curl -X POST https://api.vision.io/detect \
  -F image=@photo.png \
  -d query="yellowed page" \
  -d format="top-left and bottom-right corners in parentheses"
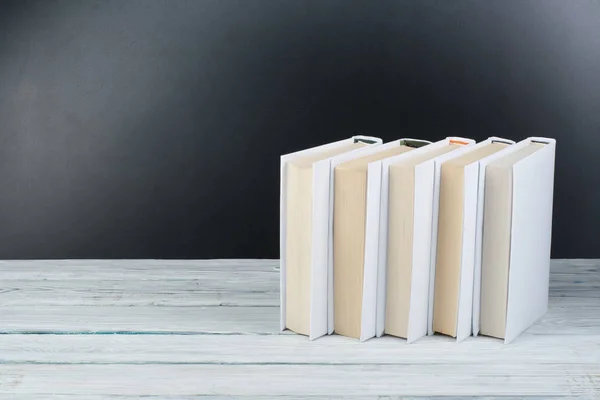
top-left (333, 145), bottom-right (414, 338)
top-left (385, 143), bottom-right (461, 338)
top-left (285, 141), bottom-right (365, 335)
top-left (433, 142), bottom-right (508, 337)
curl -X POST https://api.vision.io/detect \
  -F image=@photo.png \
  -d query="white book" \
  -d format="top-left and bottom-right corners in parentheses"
top-left (361, 138), bottom-right (432, 341)
top-left (375, 137), bottom-right (474, 343)
top-left (280, 135), bottom-right (382, 340)
top-left (475, 137), bottom-right (556, 343)
top-left (429, 137), bottom-right (514, 341)
top-left (329, 139), bottom-right (427, 340)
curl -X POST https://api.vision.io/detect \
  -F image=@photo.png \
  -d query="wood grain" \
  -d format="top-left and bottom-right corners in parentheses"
top-left (0, 279), bottom-right (277, 306)
top-left (0, 394), bottom-right (576, 400)
top-left (0, 259), bottom-right (598, 398)
top-left (1, 364), bottom-right (598, 396)
top-left (1, 297), bottom-right (598, 336)
top-left (1, 333), bottom-right (598, 364)
top-left (0, 259), bottom-right (279, 280)
top-left (0, 397), bottom-right (576, 400)
top-left (0, 305), bottom-right (281, 334)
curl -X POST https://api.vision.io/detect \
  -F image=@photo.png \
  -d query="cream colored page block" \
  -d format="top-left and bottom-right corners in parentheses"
top-left (288, 142), bottom-right (367, 167)
top-left (385, 144), bottom-right (461, 338)
top-left (433, 163), bottom-right (464, 336)
top-left (480, 143), bottom-right (544, 339)
top-left (285, 142), bottom-right (366, 335)
top-left (433, 143), bottom-right (508, 337)
top-left (385, 164), bottom-right (414, 338)
top-left (285, 164), bottom-right (313, 334)
top-left (333, 168), bottom-right (367, 339)
top-left (334, 146), bottom-right (414, 339)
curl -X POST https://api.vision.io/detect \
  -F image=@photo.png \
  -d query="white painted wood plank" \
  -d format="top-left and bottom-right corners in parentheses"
top-left (0, 259), bottom-right (598, 399)
top-left (2, 296), bottom-right (598, 335)
top-left (0, 278), bottom-right (595, 308)
top-left (514, 297), bottom-right (600, 335)
top-left (549, 264), bottom-right (600, 298)
top-left (0, 258), bottom-right (590, 270)
top-left (1, 333), bottom-right (598, 365)
top-left (0, 259), bottom-right (280, 280)
top-left (0, 258), bottom-right (591, 273)
top-left (0, 364), bottom-right (597, 396)
top-left (0, 259), bottom-right (596, 308)
top-left (0, 259), bottom-right (280, 268)
top-left (0, 306), bottom-right (280, 334)
top-left (0, 279), bottom-right (277, 306)
top-left (0, 258), bottom-right (594, 280)
top-left (0, 396), bottom-right (574, 400)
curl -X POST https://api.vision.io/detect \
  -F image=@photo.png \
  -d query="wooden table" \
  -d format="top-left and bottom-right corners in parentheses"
top-left (0, 259), bottom-right (598, 398)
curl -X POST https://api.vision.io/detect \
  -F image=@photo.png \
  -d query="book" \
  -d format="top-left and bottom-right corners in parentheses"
top-left (477, 137), bottom-right (556, 343)
top-left (355, 138), bottom-right (433, 341)
top-left (432, 138), bottom-right (514, 340)
top-left (331, 139), bottom-right (427, 340)
top-left (382, 138), bottom-right (471, 342)
top-left (280, 136), bottom-right (382, 339)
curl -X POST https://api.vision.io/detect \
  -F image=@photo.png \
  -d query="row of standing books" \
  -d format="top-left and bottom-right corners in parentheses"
top-left (280, 136), bottom-right (556, 343)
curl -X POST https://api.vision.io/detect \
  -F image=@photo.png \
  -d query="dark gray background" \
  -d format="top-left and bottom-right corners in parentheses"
top-left (0, 0), bottom-right (598, 259)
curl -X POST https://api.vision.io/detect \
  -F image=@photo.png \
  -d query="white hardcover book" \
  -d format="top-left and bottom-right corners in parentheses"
top-left (471, 139), bottom-right (529, 337)
top-left (476, 137), bottom-right (556, 343)
top-left (361, 138), bottom-right (431, 341)
top-left (374, 137), bottom-right (474, 343)
top-left (429, 137), bottom-right (513, 339)
top-left (329, 138), bottom-right (424, 339)
top-left (280, 135), bottom-right (382, 340)
top-left (456, 137), bottom-right (516, 341)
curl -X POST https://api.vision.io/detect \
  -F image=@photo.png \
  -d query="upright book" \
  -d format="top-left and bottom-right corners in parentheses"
top-left (331, 139), bottom-right (429, 340)
top-left (475, 137), bottom-right (556, 343)
top-left (431, 137), bottom-right (515, 341)
top-left (280, 136), bottom-right (382, 340)
top-left (378, 137), bottom-right (474, 343)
